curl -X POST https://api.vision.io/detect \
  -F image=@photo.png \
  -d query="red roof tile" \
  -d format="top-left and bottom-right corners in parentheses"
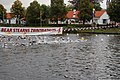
top-left (95, 10), bottom-right (106, 18)
top-left (67, 10), bottom-right (79, 19)
top-left (6, 13), bottom-right (12, 19)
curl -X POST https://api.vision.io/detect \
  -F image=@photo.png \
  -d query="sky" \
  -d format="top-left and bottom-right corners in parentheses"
top-left (0, 0), bottom-right (106, 12)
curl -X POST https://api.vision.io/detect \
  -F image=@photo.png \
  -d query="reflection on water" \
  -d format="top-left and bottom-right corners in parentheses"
top-left (0, 34), bottom-right (120, 80)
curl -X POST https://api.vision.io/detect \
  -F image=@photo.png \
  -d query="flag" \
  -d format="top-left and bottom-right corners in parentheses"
top-left (92, 8), bottom-right (95, 17)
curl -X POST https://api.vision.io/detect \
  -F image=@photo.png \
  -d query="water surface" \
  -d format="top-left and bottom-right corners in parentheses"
top-left (0, 34), bottom-right (120, 80)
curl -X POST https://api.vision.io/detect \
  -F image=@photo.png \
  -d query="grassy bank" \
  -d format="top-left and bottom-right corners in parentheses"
top-left (77, 28), bottom-right (120, 34)
top-left (64, 27), bottom-right (120, 34)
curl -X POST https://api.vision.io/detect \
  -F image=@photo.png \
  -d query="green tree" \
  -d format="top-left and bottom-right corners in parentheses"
top-left (11, 0), bottom-right (25, 24)
top-left (0, 4), bottom-right (6, 22)
top-left (93, 1), bottom-right (102, 11)
top-left (78, 0), bottom-right (93, 24)
top-left (26, 0), bottom-right (41, 26)
top-left (65, 4), bottom-right (73, 12)
top-left (51, 0), bottom-right (67, 24)
top-left (68, 0), bottom-right (103, 10)
top-left (41, 5), bottom-right (50, 24)
top-left (107, 0), bottom-right (120, 22)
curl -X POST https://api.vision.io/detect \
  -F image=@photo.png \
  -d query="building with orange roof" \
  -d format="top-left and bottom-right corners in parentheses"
top-left (93, 10), bottom-right (110, 24)
top-left (67, 10), bottom-right (79, 19)
top-left (6, 13), bottom-right (13, 19)
top-left (5, 13), bottom-right (17, 24)
top-left (5, 13), bottom-right (25, 24)
top-left (66, 9), bottom-right (80, 24)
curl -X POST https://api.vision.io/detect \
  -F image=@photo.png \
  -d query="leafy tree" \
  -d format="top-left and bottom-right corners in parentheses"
top-left (68, 0), bottom-right (102, 10)
top-left (78, 0), bottom-right (93, 24)
top-left (93, 1), bottom-right (102, 10)
top-left (65, 4), bottom-right (73, 11)
top-left (0, 4), bottom-right (6, 22)
top-left (41, 5), bottom-right (50, 24)
top-left (51, 0), bottom-right (67, 24)
top-left (11, 0), bottom-right (25, 24)
top-left (26, 0), bottom-right (41, 25)
top-left (107, 0), bottom-right (120, 22)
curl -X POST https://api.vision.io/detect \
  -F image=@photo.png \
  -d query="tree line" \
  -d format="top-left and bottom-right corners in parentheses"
top-left (0, 0), bottom-right (119, 26)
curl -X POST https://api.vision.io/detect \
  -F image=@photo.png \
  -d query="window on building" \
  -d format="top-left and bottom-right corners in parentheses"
top-left (103, 19), bottom-right (107, 24)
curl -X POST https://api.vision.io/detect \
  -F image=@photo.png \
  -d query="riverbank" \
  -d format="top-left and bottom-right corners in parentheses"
top-left (79, 28), bottom-right (120, 34)
top-left (0, 23), bottom-right (120, 34)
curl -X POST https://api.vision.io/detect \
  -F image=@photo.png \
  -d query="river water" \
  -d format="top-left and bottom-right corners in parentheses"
top-left (0, 34), bottom-right (120, 80)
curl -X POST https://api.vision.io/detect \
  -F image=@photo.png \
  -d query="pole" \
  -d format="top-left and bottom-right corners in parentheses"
top-left (93, 0), bottom-right (96, 23)
top-left (92, 8), bottom-right (95, 23)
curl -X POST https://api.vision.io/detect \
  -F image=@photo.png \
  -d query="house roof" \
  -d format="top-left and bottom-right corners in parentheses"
top-left (67, 10), bottom-right (79, 19)
top-left (95, 10), bottom-right (106, 18)
top-left (6, 13), bottom-right (14, 19)
top-left (6, 13), bottom-right (25, 20)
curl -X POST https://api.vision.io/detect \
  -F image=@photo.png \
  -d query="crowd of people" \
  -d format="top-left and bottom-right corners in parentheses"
top-left (0, 34), bottom-right (85, 48)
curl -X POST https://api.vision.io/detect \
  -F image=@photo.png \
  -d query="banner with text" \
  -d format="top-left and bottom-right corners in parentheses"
top-left (0, 27), bottom-right (63, 35)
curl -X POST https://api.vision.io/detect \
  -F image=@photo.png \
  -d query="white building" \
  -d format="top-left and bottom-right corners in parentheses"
top-left (93, 10), bottom-right (110, 24)
top-left (5, 13), bottom-right (16, 24)
top-left (5, 13), bottom-right (25, 24)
